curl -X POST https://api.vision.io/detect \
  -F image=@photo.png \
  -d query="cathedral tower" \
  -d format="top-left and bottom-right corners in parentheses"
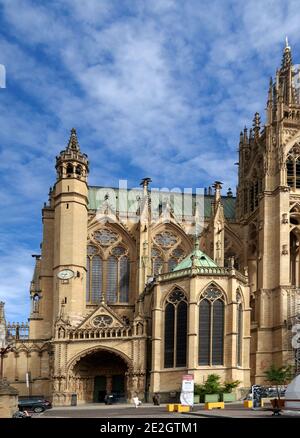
top-left (53, 128), bottom-right (89, 326)
top-left (237, 39), bottom-right (300, 382)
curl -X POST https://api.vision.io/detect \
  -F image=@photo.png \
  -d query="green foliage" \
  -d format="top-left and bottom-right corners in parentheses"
top-left (222, 380), bottom-right (240, 393)
top-left (264, 364), bottom-right (293, 400)
top-left (194, 374), bottom-right (240, 399)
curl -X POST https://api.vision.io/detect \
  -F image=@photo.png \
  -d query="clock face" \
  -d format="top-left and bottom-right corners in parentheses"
top-left (57, 269), bottom-right (74, 280)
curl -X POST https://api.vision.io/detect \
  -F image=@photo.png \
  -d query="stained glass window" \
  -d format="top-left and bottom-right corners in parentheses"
top-left (164, 289), bottom-right (187, 368)
top-left (176, 301), bottom-right (187, 367)
top-left (120, 256), bottom-right (130, 302)
top-left (154, 231), bottom-right (177, 248)
top-left (237, 303), bottom-right (243, 366)
top-left (86, 257), bottom-right (90, 301)
top-left (199, 299), bottom-right (210, 365)
top-left (172, 247), bottom-right (184, 258)
top-left (153, 256), bottom-right (163, 276)
top-left (111, 246), bottom-right (126, 257)
top-left (212, 300), bottom-right (224, 365)
top-left (91, 255), bottom-right (102, 303)
top-left (87, 245), bottom-right (98, 256)
top-left (107, 256), bottom-right (118, 303)
top-left (87, 229), bottom-right (130, 304)
top-left (94, 228), bottom-right (118, 246)
top-left (164, 303), bottom-right (175, 368)
top-left (198, 286), bottom-right (225, 366)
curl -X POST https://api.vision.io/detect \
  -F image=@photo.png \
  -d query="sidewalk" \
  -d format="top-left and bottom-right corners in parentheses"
top-left (188, 402), bottom-right (300, 418)
top-left (45, 402), bottom-right (166, 411)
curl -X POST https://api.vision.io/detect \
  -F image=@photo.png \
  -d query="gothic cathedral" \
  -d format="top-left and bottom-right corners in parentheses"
top-left (1, 42), bottom-right (300, 405)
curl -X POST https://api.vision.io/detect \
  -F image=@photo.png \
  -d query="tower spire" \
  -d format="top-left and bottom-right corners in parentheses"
top-left (55, 128), bottom-right (89, 181)
top-left (67, 128), bottom-right (80, 152)
top-left (282, 36), bottom-right (292, 68)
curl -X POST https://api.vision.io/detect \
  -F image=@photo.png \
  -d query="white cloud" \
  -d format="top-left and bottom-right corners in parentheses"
top-left (1, 0), bottom-right (300, 319)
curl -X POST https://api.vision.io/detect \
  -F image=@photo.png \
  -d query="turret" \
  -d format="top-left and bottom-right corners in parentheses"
top-left (210, 181), bottom-right (225, 266)
top-left (55, 128), bottom-right (89, 182)
top-left (53, 129), bottom-right (89, 326)
top-left (138, 177), bottom-right (152, 293)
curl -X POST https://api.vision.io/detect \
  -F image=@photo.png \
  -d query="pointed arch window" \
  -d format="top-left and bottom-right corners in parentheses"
top-left (86, 255), bottom-right (102, 303)
top-left (107, 256), bottom-right (118, 303)
top-left (152, 248), bottom-right (163, 276)
top-left (66, 163), bottom-right (73, 176)
top-left (164, 289), bottom-right (187, 368)
top-left (152, 243), bottom-right (186, 275)
top-left (86, 242), bottom-right (130, 304)
top-left (286, 145), bottom-right (300, 189)
top-left (120, 256), bottom-right (130, 302)
top-left (236, 292), bottom-right (243, 367)
top-left (199, 285), bottom-right (225, 366)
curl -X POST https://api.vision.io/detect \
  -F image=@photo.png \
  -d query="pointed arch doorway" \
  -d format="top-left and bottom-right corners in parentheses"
top-left (69, 349), bottom-right (129, 403)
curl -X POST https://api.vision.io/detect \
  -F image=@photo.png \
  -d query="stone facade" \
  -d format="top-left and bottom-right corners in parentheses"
top-left (2, 42), bottom-right (300, 405)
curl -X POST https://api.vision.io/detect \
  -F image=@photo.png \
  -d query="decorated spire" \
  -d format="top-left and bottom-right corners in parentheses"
top-left (55, 128), bottom-right (89, 181)
top-left (282, 36), bottom-right (292, 68)
top-left (67, 128), bottom-right (80, 152)
top-left (0, 302), bottom-right (5, 325)
top-left (253, 112), bottom-right (261, 138)
top-left (213, 181), bottom-right (222, 203)
top-left (243, 126), bottom-right (248, 143)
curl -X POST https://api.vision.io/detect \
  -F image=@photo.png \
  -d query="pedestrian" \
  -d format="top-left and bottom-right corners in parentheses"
top-left (132, 394), bottom-right (142, 408)
top-left (152, 393), bottom-right (160, 406)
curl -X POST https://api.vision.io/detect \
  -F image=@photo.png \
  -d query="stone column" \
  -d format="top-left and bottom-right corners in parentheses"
top-left (0, 379), bottom-right (18, 418)
top-left (187, 277), bottom-right (198, 370)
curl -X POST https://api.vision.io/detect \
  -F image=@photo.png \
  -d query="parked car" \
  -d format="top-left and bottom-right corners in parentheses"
top-left (18, 397), bottom-right (52, 413)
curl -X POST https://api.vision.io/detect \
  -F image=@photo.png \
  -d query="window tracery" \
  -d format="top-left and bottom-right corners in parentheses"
top-left (199, 285), bottom-right (225, 366)
top-left (154, 231), bottom-right (178, 248)
top-left (164, 289), bottom-right (187, 368)
top-left (86, 230), bottom-right (130, 304)
top-left (286, 144), bottom-right (300, 189)
top-left (236, 290), bottom-right (243, 366)
top-left (152, 229), bottom-right (187, 275)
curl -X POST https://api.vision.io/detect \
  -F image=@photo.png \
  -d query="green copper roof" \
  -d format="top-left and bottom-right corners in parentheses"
top-left (173, 245), bottom-right (218, 271)
top-left (88, 187), bottom-right (236, 221)
top-left (204, 196), bottom-right (235, 221)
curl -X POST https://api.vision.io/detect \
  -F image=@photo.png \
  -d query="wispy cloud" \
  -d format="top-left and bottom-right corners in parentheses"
top-left (0, 0), bottom-right (300, 319)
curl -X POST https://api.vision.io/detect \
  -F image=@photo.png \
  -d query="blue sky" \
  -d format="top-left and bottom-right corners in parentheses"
top-left (0, 0), bottom-right (300, 322)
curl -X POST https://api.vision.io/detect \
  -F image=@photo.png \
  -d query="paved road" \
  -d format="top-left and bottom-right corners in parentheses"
top-left (38, 402), bottom-right (300, 419)
top-left (40, 404), bottom-right (201, 418)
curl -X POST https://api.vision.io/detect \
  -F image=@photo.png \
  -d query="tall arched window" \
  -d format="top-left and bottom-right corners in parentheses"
top-left (198, 285), bottom-right (225, 366)
top-left (286, 145), bottom-right (300, 189)
top-left (107, 256), bottom-right (118, 303)
top-left (164, 289), bottom-right (187, 368)
top-left (236, 292), bottom-right (243, 367)
top-left (152, 241), bottom-right (186, 275)
top-left (86, 245), bottom-right (103, 303)
top-left (86, 239), bottom-right (130, 304)
top-left (120, 256), bottom-right (130, 302)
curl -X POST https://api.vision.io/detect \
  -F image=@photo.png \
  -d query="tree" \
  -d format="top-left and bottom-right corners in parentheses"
top-left (264, 365), bottom-right (293, 401)
top-left (222, 380), bottom-right (240, 393)
top-left (194, 374), bottom-right (240, 400)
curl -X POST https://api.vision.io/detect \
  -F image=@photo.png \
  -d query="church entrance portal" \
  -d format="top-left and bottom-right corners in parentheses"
top-left (70, 349), bottom-right (128, 403)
